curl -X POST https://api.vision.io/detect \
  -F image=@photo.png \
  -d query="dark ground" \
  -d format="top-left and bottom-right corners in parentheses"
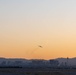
top-left (0, 68), bottom-right (76, 75)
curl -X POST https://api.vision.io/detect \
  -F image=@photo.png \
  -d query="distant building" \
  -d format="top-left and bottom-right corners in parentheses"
top-left (1, 61), bottom-right (6, 65)
top-left (49, 59), bottom-right (59, 67)
top-left (31, 60), bottom-right (44, 64)
top-left (14, 60), bottom-right (23, 66)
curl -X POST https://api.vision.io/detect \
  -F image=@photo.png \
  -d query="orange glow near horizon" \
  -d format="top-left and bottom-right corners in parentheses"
top-left (0, 0), bottom-right (76, 59)
top-left (0, 35), bottom-right (76, 59)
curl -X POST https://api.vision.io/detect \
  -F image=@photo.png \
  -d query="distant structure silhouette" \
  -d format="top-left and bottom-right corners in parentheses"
top-left (67, 57), bottom-right (69, 66)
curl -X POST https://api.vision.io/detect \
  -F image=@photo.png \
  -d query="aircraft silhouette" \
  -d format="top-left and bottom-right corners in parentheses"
top-left (38, 45), bottom-right (43, 48)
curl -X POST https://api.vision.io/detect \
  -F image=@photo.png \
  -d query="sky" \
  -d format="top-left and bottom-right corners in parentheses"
top-left (0, 0), bottom-right (76, 59)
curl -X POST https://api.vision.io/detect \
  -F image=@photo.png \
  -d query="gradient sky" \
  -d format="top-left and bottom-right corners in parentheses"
top-left (0, 0), bottom-right (76, 59)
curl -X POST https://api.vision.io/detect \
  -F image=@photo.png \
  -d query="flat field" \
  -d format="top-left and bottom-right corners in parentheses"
top-left (0, 68), bottom-right (76, 75)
